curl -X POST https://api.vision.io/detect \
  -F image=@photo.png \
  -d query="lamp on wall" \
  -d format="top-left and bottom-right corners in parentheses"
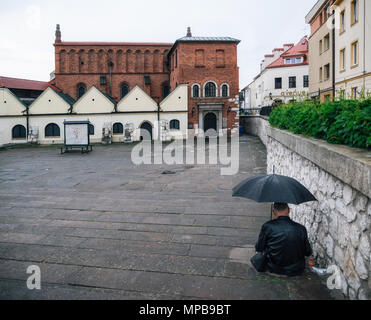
top-left (227, 107), bottom-right (232, 113)
top-left (269, 92), bottom-right (273, 100)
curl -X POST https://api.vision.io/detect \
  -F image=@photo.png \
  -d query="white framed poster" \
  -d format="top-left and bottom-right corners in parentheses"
top-left (64, 122), bottom-right (89, 146)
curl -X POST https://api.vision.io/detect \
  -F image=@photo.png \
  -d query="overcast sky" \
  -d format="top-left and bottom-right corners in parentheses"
top-left (0, 0), bottom-right (315, 88)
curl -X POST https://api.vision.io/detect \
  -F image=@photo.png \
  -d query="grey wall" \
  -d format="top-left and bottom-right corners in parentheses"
top-left (245, 116), bottom-right (371, 300)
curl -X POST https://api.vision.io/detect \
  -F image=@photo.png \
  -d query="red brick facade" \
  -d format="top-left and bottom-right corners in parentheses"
top-left (54, 43), bottom-right (172, 102)
top-left (53, 26), bottom-right (240, 132)
top-left (168, 41), bottom-right (239, 133)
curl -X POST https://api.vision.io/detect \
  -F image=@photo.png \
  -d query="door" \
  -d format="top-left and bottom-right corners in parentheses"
top-left (140, 122), bottom-right (153, 141)
top-left (204, 112), bottom-right (217, 133)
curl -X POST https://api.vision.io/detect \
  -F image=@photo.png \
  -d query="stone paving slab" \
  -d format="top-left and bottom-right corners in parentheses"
top-left (0, 136), bottom-right (340, 300)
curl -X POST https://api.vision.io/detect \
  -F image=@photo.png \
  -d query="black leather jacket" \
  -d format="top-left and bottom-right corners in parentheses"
top-left (255, 216), bottom-right (312, 276)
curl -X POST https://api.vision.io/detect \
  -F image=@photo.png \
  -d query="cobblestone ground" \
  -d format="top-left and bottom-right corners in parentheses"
top-left (0, 136), bottom-right (340, 300)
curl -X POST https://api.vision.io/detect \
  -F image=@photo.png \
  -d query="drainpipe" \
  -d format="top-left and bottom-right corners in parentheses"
top-left (332, 10), bottom-right (336, 101)
top-left (26, 106), bottom-right (29, 141)
top-left (157, 102), bottom-right (161, 141)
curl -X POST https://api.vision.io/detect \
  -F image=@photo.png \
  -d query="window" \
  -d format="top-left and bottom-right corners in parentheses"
top-left (320, 67), bottom-right (323, 82)
top-left (351, 0), bottom-right (358, 25)
top-left (285, 57), bottom-right (303, 65)
top-left (340, 10), bottom-right (346, 33)
top-left (195, 49), bottom-right (205, 67)
top-left (289, 77), bottom-right (296, 89)
top-left (12, 125), bottom-right (26, 139)
top-left (319, 40), bottom-right (323, 54)
top-left (162, 83), bottom-right (170, 99)
top-left (192, 84), bottom-right (200, 98)
top-left (175, 50), bottom-right (178, 68)
top-left (121, 84), bottom-right (129, 99)
top-left (352, 87), bottom-right (357, 99)
top-left (144, 75), bottom-right (151, 85)
top-left (324, 64), bottom-right (330, 80)
top-left (170, 120), bottom-right (180, 130)
top-left (45, 123), bottom-right (60, 137)
top-left (303, 75), bottom-right (309, 88)
top-left (77, 83), bottom-right (86, 99)
top-left (88, 124), bottom-right (94, 136)
top-left (351, 41), bottom-right (359, 67)
top-left (339, 89), bottom-right (346, 100)
top-left (205, 82), bottom-right (217, 97)
top-left (275, 78), bottom-right (282, 89)
top-left (216, 50), bottom-right (225, 68)
top-left (324, 34), bottom-right (330, 51)
top-left (221, 84), bottom-right (229, 97)
top-left (113, 123), bottom-right (123, 135)
top-left (340, 48), bottom-right (346, 71)
top-left (100, 76), bottom-right (107, 85)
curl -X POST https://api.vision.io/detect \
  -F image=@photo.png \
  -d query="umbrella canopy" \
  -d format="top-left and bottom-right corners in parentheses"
top-left (232, 174), bottom-right (317, 205)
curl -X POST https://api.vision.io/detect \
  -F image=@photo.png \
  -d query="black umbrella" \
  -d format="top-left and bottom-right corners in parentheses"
top-left (233, 174), bottom-right (317, 205)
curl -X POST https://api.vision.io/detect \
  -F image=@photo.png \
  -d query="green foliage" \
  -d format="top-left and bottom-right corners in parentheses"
top-left (269, 99), bottom-right (371, 149)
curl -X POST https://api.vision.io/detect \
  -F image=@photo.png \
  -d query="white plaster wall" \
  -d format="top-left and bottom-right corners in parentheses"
top-left (160, 84), bottom-right (188, 112)
top-left (249, 65), bottom-right (309, 108)
top-left (160, 113), bottom-right (188, 140)
top-left (0, 117), bottom-right (28, 146)
top-left (73, 86), bottom-right (115, 114)
top-left (117, 86), bottom-right (158, 113)
top-left (29, 88), bottom-right (71, 115)
top-left (0, 88), bottom-right (26, 116)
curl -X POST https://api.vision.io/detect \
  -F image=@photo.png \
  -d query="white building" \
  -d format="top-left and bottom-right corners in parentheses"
top-left (247, 37), bottom-right (310, 108)
top-left (333, 0), bottom-right (371, 99)
top-left (0, 84), bottom-right (188, 147)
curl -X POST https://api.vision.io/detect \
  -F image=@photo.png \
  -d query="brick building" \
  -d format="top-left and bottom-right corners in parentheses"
top-left (53, 25), bottom-right (240, 135)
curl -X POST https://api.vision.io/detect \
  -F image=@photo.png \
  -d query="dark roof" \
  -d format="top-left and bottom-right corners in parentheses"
top-left (54, 90), bottom-right (75, 106)
top-left (101, 92), bottom-right (117, 105)
top-left (176, 36), bottom-right (240, 43)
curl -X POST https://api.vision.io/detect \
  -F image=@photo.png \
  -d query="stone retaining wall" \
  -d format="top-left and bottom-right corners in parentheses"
top-left (245, 116), bottom-right (370, 300)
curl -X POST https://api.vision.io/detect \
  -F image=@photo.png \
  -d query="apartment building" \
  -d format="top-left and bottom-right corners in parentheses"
top-left (306, 0), bottom-right (336, 102)
top-left (334, 0), bottom-right (371, 99)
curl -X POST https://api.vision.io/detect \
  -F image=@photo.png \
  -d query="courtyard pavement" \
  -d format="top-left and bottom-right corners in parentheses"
top-left (0, 136), bottom-right (340, 300)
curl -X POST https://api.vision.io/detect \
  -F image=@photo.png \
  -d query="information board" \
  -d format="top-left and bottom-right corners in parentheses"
top-left (65, 123), bottom-right (88, 146)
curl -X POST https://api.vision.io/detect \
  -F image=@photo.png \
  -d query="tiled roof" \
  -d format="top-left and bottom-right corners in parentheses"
top-left (0, 76), bottom-right (60, 92)
top-left (267, 36), bottom-right (309, 69)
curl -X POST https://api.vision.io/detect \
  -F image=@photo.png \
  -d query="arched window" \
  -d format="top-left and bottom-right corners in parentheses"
top-left (221, 84), bottom-right (229, 97)
top-left (192, 84), bottom-right (200, 98)
top-left (205, 82), bottom-right (217, 97)
top-left (121, 84), bottom-right (129, 99)
top-left (45, 123), bottom-right (60, 137)
top-left (88, 124), bottom-right (95, 136)
top-left (12, 125), bottom-right (26, 139)
top-left (162, 83), bottom-right (170, 99)
top-left (170, 120), bottom-right (180, 130)
top-left (113, 123), bottom-right (123, 135)
top-left (77, 83), bottom-right (86, 99)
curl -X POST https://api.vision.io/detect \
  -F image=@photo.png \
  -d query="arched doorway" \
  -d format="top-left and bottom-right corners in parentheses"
top-left (140, 122), bottom-right (153, 141)
top-left (204, 113), bottom-right (217, 133)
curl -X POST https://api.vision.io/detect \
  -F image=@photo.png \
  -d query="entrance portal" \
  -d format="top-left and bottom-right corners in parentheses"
top-left (204, 113), bottom-right (217, 133)
top-left (140, 122), bottom-right (153, 141)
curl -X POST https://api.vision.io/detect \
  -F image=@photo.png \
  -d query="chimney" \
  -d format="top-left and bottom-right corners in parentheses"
top-left (55, 24), bottom-right (61, 43)
top-left (186, 27), bottom-right (192, 37)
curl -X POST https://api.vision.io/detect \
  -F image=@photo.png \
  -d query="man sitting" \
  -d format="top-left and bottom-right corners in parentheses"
top-left (255, 203), bottom-right (312, 277)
